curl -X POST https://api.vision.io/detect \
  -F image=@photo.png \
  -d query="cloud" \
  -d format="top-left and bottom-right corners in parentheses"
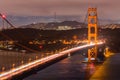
top-left (0, 0), bottom-right (119, 20)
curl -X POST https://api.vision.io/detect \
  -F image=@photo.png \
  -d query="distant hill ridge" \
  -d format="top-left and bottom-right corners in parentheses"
top-left (20, 21), bottom-right (87, 30)
top-left (19, 21), bottom-right (120, 30)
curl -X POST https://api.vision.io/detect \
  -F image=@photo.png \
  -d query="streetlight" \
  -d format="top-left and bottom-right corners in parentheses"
top-left (36, 56), bottom-right (38, 60)
top-left (12, 63), bottom-right (15, 69)
top-left (21, 61), bottom-right (24, 65)
top-left (1, 67), bottom-right (5, 73)
top-left (28, 58), bottom-right (32, 63)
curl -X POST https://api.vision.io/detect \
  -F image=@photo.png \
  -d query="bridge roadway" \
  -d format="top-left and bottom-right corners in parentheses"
top-left (0, 42), bottom-right (103, 80)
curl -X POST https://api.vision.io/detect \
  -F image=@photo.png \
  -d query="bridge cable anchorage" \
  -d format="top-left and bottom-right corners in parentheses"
top-left (0, 13), bottom-right (40, 53)
top-left (87, 8), bottom-right (98, 62)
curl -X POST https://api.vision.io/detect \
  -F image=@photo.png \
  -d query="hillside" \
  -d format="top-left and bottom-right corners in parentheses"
top-left (20, 21), bottom-right (86, 30)
top-left (0, 28), bottom-right (120, 52)
top-left (0, 28), bottom-right (87, 41)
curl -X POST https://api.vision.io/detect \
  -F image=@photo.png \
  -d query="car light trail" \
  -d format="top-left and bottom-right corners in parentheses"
top-left (0, 42), bottom-right (103, 79)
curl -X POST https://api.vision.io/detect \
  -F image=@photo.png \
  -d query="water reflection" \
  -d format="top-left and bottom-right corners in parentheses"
top-left (24, 53), bottom-right (100, 80)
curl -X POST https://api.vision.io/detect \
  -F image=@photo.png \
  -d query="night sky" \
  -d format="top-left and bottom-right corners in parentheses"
top-left (0, 0), bottom-right (119, 25)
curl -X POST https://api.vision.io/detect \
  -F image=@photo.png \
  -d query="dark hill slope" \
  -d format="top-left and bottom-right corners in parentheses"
top-left (0, 28), bottom-right (87, 41)
top-left (0, 28), bottom-right (120, 52)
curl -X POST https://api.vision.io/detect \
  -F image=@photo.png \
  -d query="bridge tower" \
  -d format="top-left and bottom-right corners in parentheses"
top-left (87, 8), bottom-right (98, 62)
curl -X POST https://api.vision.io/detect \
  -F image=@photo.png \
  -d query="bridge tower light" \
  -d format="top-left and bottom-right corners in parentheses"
top-left (2, 14), bottom-right (6, 19)
top-left (87, 8), bottom-right (98, 62)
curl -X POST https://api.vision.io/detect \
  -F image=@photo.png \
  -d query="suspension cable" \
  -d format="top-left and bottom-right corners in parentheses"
top-left (0, 13), bottom-right (40, 53)
top-left (83, 10), bottom-right (88, 25)
top-left (0, 13), bottom-right (15, 28)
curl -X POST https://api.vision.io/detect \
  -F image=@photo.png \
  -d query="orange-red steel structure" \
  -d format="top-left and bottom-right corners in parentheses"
top-left (88, 8), bottom-right (98, 62)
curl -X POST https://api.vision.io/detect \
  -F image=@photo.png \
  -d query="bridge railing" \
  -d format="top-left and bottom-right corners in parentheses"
top-left (0, 42), bottom-right (104, 79)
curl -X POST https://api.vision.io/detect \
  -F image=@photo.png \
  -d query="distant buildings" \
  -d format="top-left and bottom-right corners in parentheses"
top-left (56, 26), bottom-right (73, 30)
top-left (101, 24), bottom-right (120, 29)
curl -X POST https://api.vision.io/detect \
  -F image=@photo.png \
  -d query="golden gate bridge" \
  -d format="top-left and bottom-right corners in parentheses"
top-left (0, 8), bottom-right (106, 80)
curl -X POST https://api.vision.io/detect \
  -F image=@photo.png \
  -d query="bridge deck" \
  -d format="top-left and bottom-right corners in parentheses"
top-left (0, 44), bottom-right (96, 80)
top-left (0, 42), bottom-right (103, 80)
top-left (90, 53), bottom-right (120, 80)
